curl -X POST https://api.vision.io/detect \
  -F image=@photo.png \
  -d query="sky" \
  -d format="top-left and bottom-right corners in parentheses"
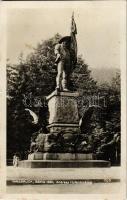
top-left (7, 1), bottom-right (125, 69)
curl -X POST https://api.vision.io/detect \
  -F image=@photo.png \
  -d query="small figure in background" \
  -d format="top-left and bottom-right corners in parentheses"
top-left (13, 153), bottom-right (20, 167)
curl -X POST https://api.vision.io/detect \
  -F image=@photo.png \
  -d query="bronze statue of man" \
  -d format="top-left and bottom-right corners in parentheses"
top-left (55, 36), bottom-right (72, 91)
top-left (55, 14), bottom-right (77, 92)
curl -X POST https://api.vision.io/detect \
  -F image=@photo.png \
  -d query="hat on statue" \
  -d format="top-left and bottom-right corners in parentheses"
top-left (59, 36), bottom-right (71, 44)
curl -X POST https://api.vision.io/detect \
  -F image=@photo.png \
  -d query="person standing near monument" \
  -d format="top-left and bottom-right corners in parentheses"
top-left (13, 153), bottom-right (20, 167)
top-left (54, 13), bottom-right (77, 91)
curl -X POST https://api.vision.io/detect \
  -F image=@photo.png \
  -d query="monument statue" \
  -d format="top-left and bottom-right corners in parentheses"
top-left (55, 13), bottom-right (77, 92)
top-left (19, 13), bottom-right (110, 168)
top-left (55, 36), bottom-right (71, 91)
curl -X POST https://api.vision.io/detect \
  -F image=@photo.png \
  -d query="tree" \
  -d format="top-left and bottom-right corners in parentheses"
top-left (94, 72), bottom-right (121, 165)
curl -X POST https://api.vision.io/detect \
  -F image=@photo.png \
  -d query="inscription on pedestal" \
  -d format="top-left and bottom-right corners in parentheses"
top-left (46, 91), bottom-right (79, 132)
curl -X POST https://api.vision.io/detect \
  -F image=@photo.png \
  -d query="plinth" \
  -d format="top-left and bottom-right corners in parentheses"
top-left (19, 90), bottom-right (110, 168)
top-left (46, 90), bottom-right (80, 133)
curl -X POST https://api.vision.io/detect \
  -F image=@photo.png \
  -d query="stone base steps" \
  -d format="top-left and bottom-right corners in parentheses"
top-left (19, 160), bottom-right (110, 168)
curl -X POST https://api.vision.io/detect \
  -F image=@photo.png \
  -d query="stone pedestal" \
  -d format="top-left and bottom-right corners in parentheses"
top-left (46, 90), bottom-right (80, 133)
top-left (21, 90), bottom-right (111, 168)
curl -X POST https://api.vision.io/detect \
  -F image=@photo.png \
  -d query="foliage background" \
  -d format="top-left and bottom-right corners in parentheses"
top-left (7, 34), bottom-right (120, 164)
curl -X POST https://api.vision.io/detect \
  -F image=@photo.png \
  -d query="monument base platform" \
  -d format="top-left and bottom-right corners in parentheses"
top-left (28, 152), bottom-right (93, 160)
top-left (19, 160), bottom-right (110, 168)
top-left (47, 123), bottom-right (79, 133)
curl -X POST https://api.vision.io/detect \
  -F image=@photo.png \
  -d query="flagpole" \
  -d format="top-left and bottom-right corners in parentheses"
top-left (70, 12), bottom-right (77, 66)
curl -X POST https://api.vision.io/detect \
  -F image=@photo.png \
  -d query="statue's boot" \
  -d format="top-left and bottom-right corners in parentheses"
top-left (62, 78), bottom-right (69, 92)
top-left (63, 88), bottom-right (69, 92)
top-left (62, 72), bottom-right (69, 92)
top-left (56, 74), bottom-right (62, 91)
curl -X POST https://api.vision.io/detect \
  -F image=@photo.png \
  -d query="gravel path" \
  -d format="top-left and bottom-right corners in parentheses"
top-left (7, 166), bottom-right (120, 180)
